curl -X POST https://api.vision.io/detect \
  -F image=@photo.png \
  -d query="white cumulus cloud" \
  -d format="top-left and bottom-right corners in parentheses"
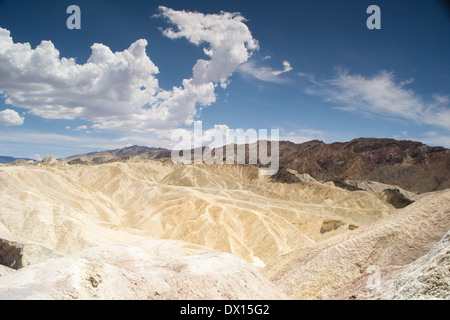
top-left (0, 7), bottom-right (267, 132)
top-left (158, 6), bottom-right (259, 89)
top-left (0, 27), bottom-right (162, 129)
top-left (0, 109), bottom-right (24, 126)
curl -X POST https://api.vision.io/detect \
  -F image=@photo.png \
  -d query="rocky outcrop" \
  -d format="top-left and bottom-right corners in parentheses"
top-left (270, 168), bottom-right (317, 184)
top-left (330, 179), bottom-right (364, 192)
top-left (0, 231), bottom-right (61, 270)
top-left (40, 156), bottom-right (57, 165)
top-left (381, 189), bottom-right (415, 209)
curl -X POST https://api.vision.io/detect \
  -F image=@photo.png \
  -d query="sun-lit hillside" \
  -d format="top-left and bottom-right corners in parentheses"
top-left (0, 160), bottom-right (395, 266)
top-left (2, 158), bottom-right (448, 299)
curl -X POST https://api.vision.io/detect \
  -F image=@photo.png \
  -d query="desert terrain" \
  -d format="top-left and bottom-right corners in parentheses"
top-left (0, 139), bottom-right (449, 300)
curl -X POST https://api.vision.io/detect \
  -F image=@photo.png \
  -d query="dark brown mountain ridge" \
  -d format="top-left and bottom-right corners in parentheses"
top-left (60, 138), bottom-right (450, 194)
top-left (275, 138), bottom-right (450, 193)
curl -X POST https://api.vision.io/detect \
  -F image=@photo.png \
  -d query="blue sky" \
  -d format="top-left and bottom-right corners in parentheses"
top-left (0, 0), bottom-right (449, 159)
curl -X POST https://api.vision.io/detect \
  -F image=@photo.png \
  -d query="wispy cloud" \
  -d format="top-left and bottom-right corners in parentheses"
top-left (272, 61), bottom-right (293, 76)
top-left (238, 59), bottom-right (293, 83)
top-left (306, 69), bottom-right (450, 130)
top-left (409, 131), bottom-right (450, 148)
top-left (0, 131), bottom-right (122, 149)
top-left (0, 129), bottom-right (177, 158)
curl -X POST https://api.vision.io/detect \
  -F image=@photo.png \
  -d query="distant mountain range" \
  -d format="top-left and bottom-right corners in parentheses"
top-left (10, 137), bottom-right (448, 194)
top-left (0, 156), bottom-right (35, 164)
top-left (66, 145), bottom-right (171, 162)
top-left (274, 138), bottom-right (450, 194)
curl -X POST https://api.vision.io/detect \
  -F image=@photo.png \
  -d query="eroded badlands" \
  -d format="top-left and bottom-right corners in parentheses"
top-left (0, 159), bottom-right (448, 299)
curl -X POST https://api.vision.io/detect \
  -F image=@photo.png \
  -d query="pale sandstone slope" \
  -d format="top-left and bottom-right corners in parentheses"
top-left (267, 189), bottom-right (450, 299)
top-left (0, 162), bottom-right (395, 268)
top-left (0, 265), bottom-right (13, 277)
top-left (320, 230), bottom-right (450, 300)
top-left (2, 160), bottom-right (446, 300)
top-left (0, 240), bottom-right (288, 300)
